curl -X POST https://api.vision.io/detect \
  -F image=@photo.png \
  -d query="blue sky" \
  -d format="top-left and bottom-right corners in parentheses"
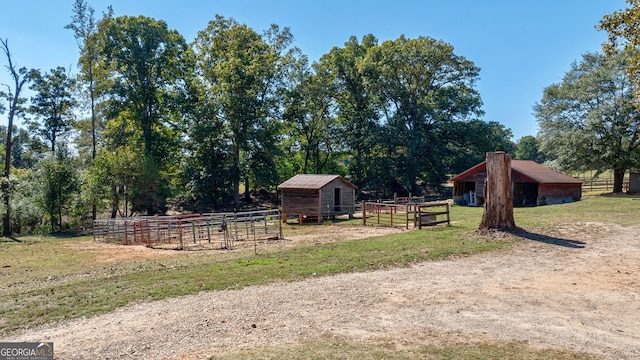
top-left (0, 0), bottom-right (629, 141)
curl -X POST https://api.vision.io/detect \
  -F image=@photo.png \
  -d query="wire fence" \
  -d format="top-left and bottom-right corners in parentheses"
top-left (93, 209), bottom-right (283, 250)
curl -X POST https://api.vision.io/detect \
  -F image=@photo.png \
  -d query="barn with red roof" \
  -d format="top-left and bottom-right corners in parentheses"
top-left (451, 160), bottom-right (583, 207)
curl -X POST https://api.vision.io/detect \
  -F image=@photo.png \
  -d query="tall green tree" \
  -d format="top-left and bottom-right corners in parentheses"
top-left (323, 35), bottom-right (381, 189)
top-left (284, 58), bottom-right (343, 174)
top-left (28, 66), bottom-right (77, 152)
top-left (515, 135), bottom-right (540, 161)
top-left (180, 108), bottom-right (232, 210)
top-left (95, 15), bottom-right (192, 214)
top-left (362, 35), bottom-right (483, 194)
top-left (66, 1), bottom-right (113, 221)
top-left (85, 146), bottom-right (140, 218)
top-left (446, 120), bottom-right (514, 173)
top-left (192, 15), bottom-right (296, 208)
top-left (1, 39), bottom-right (34, 236)
top-left (37, 148), bottom-right (80, 232)
top-left (600, 0), bottom-right (640, 101)
top-left (66, 0), bottom-right (111, 161)
top-left (0, 126), bottom-right (46, 169)
top-left (535, 51), bottom-right (640, 193)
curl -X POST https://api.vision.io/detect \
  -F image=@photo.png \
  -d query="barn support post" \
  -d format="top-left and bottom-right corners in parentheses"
top-left (479, 151), bottom-right (515, 231)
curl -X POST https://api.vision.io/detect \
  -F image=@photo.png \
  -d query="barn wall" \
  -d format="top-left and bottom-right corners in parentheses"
top-left (538, 184), bottom-right (582, 205)
top-left (319, 179), bottom-right (355, 216)
top-left (281, 189), bottom-right (320, 215)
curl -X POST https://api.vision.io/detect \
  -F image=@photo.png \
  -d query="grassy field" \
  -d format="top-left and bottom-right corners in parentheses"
top-left (2, 195), bottom-right (639, 358)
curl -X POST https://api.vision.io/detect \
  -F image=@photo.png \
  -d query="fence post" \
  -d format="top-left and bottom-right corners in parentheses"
top-left (178, 217), bottom-right (184, 250)
top-left (446, 202), bottom-right (451, 225)
top-left (362, 201), bottom-right (367, 225)
top-left (278, 210), bottom-right (283, 240)
top-left (405, 204), bottom-right (409, 229)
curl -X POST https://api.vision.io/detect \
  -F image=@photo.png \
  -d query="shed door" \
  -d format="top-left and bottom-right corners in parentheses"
top-left (334, 188), bottom-right (341, 211)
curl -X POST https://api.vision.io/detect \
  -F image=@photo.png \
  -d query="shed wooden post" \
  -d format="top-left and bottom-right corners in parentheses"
top-left (479, 151), bottom-right (515, 230)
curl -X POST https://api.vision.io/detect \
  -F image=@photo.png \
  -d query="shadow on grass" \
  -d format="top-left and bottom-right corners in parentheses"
top-left (50, 231), bottom-right (86, 238)
top-left (512, 228), bottom-right (586, 249)
top-left (0, 236), bottom-right (22, 243)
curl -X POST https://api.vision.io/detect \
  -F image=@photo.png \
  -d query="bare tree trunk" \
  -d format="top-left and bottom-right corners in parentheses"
top-left (244, 176), bottom-right (251, 202)
top-left (3, 127), bottom-right (12, 237)
top-left (479, 151), bottom-right (515, 231)
top-left (90, 76), bottom-right (97, 221)
top-left (2, 39), bottom-right (30, 237)
top-left (232, 144), bottom-right (240, 211)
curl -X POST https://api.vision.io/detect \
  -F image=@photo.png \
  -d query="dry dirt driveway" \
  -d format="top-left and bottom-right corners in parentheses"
top-left (4, 223), bottom-right (640, 359)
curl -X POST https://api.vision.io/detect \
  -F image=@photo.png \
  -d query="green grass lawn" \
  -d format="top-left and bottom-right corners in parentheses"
top-left (2, 195), bottom-right (638, 358)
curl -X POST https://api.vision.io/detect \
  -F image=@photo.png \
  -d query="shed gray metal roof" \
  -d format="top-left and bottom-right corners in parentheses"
top-left (277, 174), bottom-right (357, 190)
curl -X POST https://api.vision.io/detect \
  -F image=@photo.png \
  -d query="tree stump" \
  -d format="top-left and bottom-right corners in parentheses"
top-left (479, 151), bottom-right (515, 231)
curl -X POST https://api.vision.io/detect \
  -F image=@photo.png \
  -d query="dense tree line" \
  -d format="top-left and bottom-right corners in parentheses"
top-left (0, 0), bottom-right (514, 234)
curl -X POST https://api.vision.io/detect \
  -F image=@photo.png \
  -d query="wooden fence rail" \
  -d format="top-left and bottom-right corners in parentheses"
top-left (416, 202), bottom-right (451, 228)
top-left (362, 200), bottom-right (451, 229)
top-left (581, 180), bottom-right (629, 193)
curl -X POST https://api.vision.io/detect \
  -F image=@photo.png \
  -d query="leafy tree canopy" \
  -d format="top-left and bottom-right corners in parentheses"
top-left (515, 135), bottom-right (540, 162)
top-left (535, 51), bottom-right (640, 193)
top-left (600, 0), bottom-right (640, 101)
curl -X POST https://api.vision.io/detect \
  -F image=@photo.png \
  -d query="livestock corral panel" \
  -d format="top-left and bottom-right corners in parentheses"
top-left (93, 209), bottom-right (282, 250)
